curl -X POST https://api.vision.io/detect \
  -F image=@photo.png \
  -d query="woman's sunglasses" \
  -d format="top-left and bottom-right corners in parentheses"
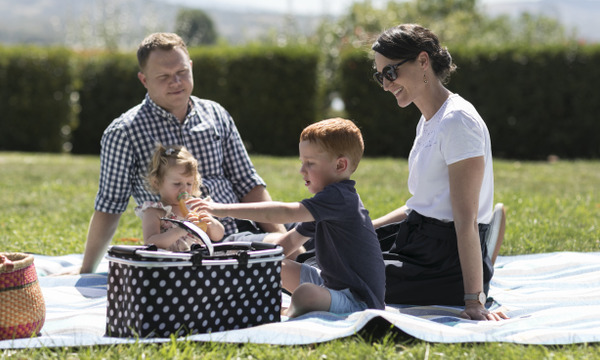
top-left (373, 58), bottom-right (411, 87)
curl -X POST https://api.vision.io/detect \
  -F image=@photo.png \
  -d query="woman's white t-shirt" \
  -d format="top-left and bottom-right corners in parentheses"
top-left (405, 94), bottom-right (494, 223)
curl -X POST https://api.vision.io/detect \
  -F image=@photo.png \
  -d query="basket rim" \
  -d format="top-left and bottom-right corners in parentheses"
top-left (0, 252), bottom-right (34, 273)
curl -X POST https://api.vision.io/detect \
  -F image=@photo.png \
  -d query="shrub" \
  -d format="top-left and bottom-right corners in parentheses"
top-left (0, 46), bottom-right (75, 152)
top-left (191, 45), bottom-right (319, 155)
top-left (71, 52), bottom-right (144, 154)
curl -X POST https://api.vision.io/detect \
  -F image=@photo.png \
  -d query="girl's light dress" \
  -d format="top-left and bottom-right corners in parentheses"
top-left (135, 201), bottom-right (203, 252)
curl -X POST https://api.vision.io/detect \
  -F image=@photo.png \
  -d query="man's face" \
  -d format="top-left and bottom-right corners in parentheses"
top-left (138, 47), bottom-right (194, 118)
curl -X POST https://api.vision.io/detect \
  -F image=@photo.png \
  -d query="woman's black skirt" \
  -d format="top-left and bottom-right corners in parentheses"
top-left (378, 210), bottom-right (493, 306)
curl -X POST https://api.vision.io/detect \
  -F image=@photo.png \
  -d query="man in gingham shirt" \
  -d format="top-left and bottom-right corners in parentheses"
top-left (80, 33), bottom-right (285, 273)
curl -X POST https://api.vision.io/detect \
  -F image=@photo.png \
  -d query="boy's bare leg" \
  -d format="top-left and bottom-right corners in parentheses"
top-left (286, 283), bottom-right (331, 318)
top-left (280, 259), bottom-right (301, 315)
top-left (280, 259), bottom-right (331, 318)
top-left (281, 259), bottom-right (301, 293)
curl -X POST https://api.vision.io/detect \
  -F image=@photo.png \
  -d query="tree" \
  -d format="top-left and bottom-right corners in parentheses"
top-left (314, 0), bottom-right (574, 58)
top-left (175, 8), bottom-right (217, 47)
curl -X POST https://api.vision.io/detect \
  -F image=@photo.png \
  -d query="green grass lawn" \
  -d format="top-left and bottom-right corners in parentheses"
top-left (1, 152), bottom-right (599, 359)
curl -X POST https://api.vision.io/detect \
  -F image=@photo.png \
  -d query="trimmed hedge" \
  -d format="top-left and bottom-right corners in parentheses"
top-left (339, 44), bottom-right (600, 160)
top-left (0, 46), bottom-right (75, 152)
top-left (191, 45), bottom-right (319, 155)
top-left (2, 43), bottom-right (600, 159)
top-left (71, 53), bottom-right (145, 154)
top-left (451, 45), bottom-right (600, 159)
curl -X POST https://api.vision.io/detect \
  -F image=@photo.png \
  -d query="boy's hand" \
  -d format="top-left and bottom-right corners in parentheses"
top-left (188, 199), bottom-right (227, 217)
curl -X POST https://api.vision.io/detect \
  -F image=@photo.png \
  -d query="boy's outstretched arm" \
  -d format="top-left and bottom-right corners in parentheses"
top-left (190, 199), bottom-right (314, 225)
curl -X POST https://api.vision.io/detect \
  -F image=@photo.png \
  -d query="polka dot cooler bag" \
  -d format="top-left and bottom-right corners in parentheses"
top-left (104, 220), bottom-right (284, 338)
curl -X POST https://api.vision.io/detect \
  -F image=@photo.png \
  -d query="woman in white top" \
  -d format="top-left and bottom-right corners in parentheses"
top-left (371, 24), bottom-right (507, 321)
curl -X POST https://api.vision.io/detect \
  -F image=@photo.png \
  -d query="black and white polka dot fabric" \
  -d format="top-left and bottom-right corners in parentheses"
top-left (105, 244), bottom-right (282, 338)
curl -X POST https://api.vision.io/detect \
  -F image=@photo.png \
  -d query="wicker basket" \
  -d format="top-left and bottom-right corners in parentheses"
top-left (0, 253), bottom-right (46, 340)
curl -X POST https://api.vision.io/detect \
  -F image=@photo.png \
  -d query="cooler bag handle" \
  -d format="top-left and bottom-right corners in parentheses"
top-left (160, 218), bottom-right (214, 256)
top-left (249, 242), bottom-right (278, 250)
top-left (107, 242), bottom-right (284, 267)
top-left (109, 244), bottom-right (158, 257)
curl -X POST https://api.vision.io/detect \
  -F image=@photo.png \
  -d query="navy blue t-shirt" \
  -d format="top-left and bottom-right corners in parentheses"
top-left (296, 180), bottom-right (385, 310)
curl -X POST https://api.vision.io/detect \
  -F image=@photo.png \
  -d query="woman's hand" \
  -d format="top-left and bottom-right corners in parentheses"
top-left (460, 302), bottom-right (509, 321)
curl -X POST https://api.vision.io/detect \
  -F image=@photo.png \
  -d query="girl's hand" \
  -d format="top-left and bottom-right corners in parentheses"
top-left (184, 212), bottom-right (208, 232)
top-left (197, 210), bottom-right (225, 242)
top-left (197, 210), bottom-right (216, 224)
top-left (185, 212), bottom-right (200, 223)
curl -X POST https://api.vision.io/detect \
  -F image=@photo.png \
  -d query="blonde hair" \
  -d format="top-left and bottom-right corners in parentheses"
top-left (300, 118), bottom-right (364, 173)
top-left (145, 144), bottom-right (202, 197)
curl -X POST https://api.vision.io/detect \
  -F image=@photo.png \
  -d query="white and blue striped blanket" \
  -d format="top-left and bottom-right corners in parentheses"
top-left (1, 251), bottom-right (599, 349)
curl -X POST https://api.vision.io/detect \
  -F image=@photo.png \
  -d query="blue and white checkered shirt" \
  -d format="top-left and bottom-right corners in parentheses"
top-left (94, 94), bottom-right (266, 236)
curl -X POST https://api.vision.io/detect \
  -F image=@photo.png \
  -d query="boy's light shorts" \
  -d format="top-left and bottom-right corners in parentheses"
top-left (299, 263), bottom-right (368, 314)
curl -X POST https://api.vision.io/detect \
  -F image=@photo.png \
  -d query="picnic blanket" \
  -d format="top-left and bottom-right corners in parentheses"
top-left (1, 251), bottom-right (600, 349)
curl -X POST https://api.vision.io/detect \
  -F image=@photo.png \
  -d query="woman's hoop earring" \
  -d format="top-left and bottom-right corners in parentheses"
top-left (423, 73), bottom-right (428, 84)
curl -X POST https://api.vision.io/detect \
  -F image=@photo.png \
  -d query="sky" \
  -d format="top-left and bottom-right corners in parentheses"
top-left (165, 0), bottom-right (517, 16)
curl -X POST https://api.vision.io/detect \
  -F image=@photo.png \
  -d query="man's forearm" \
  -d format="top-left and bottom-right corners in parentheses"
top-left (80, 211), bottom-right (121, 273)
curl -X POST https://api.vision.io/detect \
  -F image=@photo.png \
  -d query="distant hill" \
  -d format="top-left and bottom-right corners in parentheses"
top-left (0, 0), bottom-right (598, 48)
top-left (482, 0), bottom-right (600, 43)
top-left (0, 0), bottom-right (324, 48)
top-left (0, 0), bottom-right (174, 47)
